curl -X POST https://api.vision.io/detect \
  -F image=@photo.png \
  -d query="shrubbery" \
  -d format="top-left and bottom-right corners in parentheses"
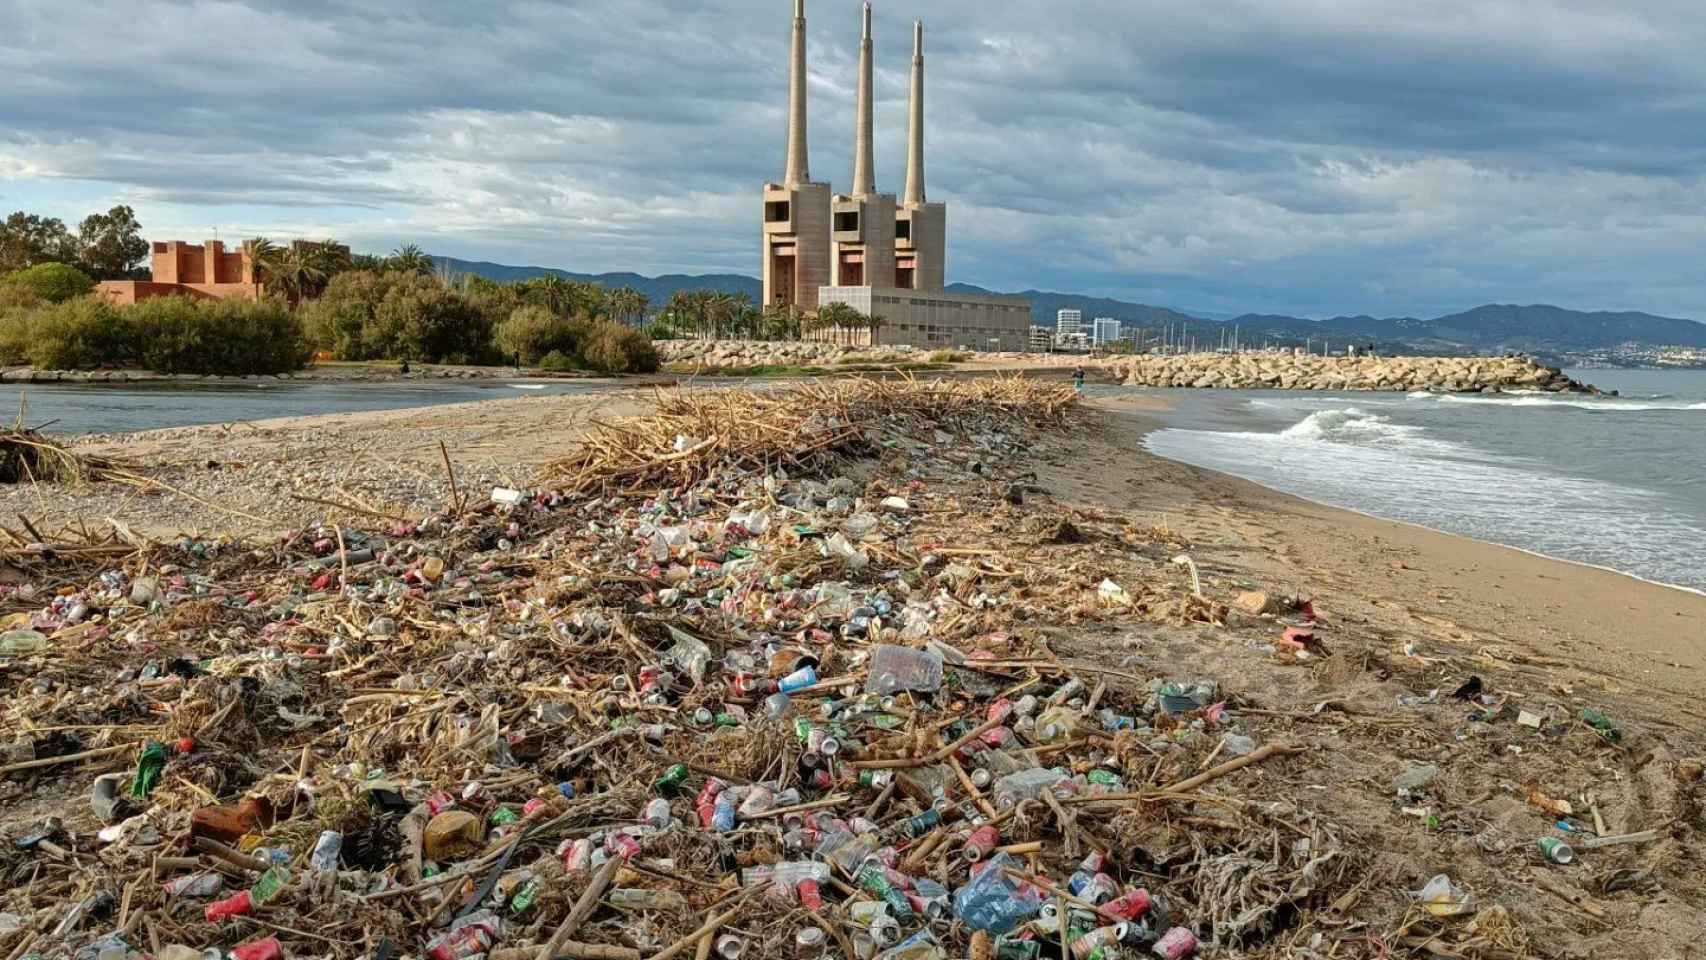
top-left (0, 294), bottom-right (309, 374)
top-left (302, 271), bottom-right (495, 363)
top-left (495, 306), bottom-right (589, 365)
top-left (4, 262), bottom-right (94, 303)
top-left (4, 297), bottom-right (137, 370)
top-left (131, 296), bottom-right (310, 375)
top-left (580, 322), bottom-right (660, 374)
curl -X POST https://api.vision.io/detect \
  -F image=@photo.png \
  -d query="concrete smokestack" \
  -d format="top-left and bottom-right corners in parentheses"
top-left (783, 0), bottom-right (811, 186)
top-left (851, 3), bottom-right (875, 197)
top-left (903, 19), bottom-right (924, 205)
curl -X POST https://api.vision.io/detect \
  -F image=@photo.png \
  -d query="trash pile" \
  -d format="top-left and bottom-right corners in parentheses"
top-left (0, 374), bottom-right (1565, 960)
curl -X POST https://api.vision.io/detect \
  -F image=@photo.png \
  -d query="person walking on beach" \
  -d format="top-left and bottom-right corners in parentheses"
top-left (1072, 365), bottom-right (1086, 393)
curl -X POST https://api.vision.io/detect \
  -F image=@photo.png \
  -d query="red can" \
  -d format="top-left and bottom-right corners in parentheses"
top-left (986, 698), bottom-right (1016, 723)
top-left (697, 777), bottom-right (728, 808)
top-left (604, 832), bottom-right (641, 860)
top-left (425, 791), bottom-right (457, 816)
top-left (962, 824), bottom-right (1002, 862)
top-left (1101, 887), bottom-right (1153, 921)
top-left (204, 889), bottom-right (253, 922)
top-left (796, 878), bottom-right (825, 911)
top-left (980, 726), bottom-right (1017, 748)
top-left (229, 936), bottom-right (282, 960)
top-left (559, 837), bottom-right (594, 873)
top-left (1153, 927), bottom-right (1198, 959)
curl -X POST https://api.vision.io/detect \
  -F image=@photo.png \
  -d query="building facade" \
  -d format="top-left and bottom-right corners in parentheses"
top-left (762, 1), bottom-right (1027, 348)
top-left (1092, 317), bottom-right (1121, 347)
top-left (97, 240), bottom-right (262, 305)
top-left (1056, 309), bottom-right (1082, 338)
top-left (818, 285), bottom-right (1031, 351)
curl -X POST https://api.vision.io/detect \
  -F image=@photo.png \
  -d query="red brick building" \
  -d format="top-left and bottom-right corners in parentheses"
top-left (97, 240), bottom-right (262, 305)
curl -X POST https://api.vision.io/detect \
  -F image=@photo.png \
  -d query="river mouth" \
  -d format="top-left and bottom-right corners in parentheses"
top-left (1, 380), bottom-right (612, 435)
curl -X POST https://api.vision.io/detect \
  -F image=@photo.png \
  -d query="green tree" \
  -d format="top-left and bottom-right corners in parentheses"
top-left (388, 244), bottom-right (434, 276)
top-left (130, 295), bottom-right (309, 375)
top-left (266, 241), bottom-right (347, 302)
top-left (580, 322), bottom-right (660, 374)
top-left (609, 286), bottom-right (649, 326)
top-left (366, 273), bottom-right (492, 363)
top-left (0, 212), bottom-right (79, 274)
top-left (5, 262), bottom-right (95, 303)
top-left (17, 297), bottom-right (137, 369)
top-left (76, 205), bottom-right (149, 279)
top-left (865, 311), bottom-right (886, 346)
top-left (248, 237), bottom-right (279, 287)
top-left (815, 302), bottom-right (865, 346)
top-left (495, 304), bottom-right (588, 365)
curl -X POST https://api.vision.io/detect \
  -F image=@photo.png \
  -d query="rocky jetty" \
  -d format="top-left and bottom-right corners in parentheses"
top-left (1109, 352), bottom-right (1591, 393)
top-left (655, 339), bottom-right (920, 367)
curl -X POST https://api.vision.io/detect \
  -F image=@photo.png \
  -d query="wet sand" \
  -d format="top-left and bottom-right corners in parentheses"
top-left (1050, 395), bottom-right (1706, 703)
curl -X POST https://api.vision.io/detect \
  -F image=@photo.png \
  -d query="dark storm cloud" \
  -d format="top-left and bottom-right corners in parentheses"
top-left (3, 0), bottom-right (1706, 316)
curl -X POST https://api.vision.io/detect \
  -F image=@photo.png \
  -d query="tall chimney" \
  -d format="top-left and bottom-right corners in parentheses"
top-left (851, 3), bottom-right (875, 197)
top-left (783, 0), bottom-right (811, 186)
top-left (903, 19), bottom-right (925, 205)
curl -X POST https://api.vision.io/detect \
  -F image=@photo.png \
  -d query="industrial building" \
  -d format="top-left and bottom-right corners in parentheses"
top-left (763, 1), bottom-right (1030, 351)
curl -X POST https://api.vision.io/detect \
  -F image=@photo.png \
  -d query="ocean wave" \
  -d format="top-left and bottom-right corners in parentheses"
top-left (1436, 394), bottom-right (1706, 412)
top-left (1278, 407), bottom-right (1423, 446)
top-left (1144, 424), bottom-right (1706, 592)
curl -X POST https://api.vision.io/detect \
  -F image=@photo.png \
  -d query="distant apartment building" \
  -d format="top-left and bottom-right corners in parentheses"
top-left (1056, 308), bottom-right (1083, 338)
top-left (1092, 317), bottom-right (1121, 347)
top-left (1028, 326), bottom-right (1054, 352)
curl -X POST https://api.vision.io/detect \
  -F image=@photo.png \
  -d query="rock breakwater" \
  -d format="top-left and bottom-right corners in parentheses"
top-left (1110, 353), bottom-right (1590, 393)
top-left (656, 339), bottom-right (920, 367)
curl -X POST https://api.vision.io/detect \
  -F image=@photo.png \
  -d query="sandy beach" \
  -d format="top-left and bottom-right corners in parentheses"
top-left (3, 378), bottom-right (1703, 956)
top-left (10, 380), bottom-right (1705, 696)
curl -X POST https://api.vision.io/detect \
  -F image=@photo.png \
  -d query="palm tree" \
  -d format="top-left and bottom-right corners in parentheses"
top-left (247, 237), bottom-right (280, 288)
top-left (609, 286), bottom-right (649, 326)
top-left (268, 245), bottom-right (330, 303)
top-left (865, 312), bottom-right (886, 347)
top-left (388, 244), bottom-right (433, 275)
top-left (520, 275), bottom-right (576, 316)
top-left (315, 239), bottom-right (352, 278)
top-left (815, 302), bottom-right (864, 346)
top-left (665, 290), bottom-right (704, 340)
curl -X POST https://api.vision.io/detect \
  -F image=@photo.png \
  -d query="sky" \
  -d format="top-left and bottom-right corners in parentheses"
top-left (4, 0), bottom-right (1706, 319)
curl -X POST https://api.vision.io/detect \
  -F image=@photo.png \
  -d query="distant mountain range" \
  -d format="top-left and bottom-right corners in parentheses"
top-left (435, 257), bottom-right (1706, 364)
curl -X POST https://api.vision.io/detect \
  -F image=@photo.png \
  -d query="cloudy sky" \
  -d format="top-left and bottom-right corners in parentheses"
top-left (4, 0), bottom-right (1705, 318)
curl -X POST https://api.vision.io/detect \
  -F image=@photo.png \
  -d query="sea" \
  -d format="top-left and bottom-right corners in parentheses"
top-left (1137, 369), bottom-right (1706, 593)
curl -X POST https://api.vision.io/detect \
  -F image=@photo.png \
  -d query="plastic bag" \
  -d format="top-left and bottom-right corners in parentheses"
top-left (951, 853), bottom-right (1040, 933)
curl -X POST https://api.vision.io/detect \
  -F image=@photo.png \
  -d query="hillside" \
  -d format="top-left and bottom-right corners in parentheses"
top-left (435, 257), bottom-right (1706, 364)
top-left (434, 257), bottom-right (760, 306)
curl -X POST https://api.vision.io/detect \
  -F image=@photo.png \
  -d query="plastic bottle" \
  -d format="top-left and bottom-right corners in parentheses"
top-left (163, 874), bottom-right (223, 898)
top-left (607, 888), bottom-right (690, 912)
top-left (0, 629), bottom-right (49, 656)
top-left (310, 831), bottom-right (342, 872)
top-left (1033, 707), bottom-right (1080, 745)
top-left (864, 645), bottom-right (944, 695)
top-left (992, 768), bottom-right (1068, 810)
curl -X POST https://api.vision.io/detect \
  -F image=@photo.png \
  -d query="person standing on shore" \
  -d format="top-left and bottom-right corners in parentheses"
top-left (1073, 365), bottom-right (1086, 393)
